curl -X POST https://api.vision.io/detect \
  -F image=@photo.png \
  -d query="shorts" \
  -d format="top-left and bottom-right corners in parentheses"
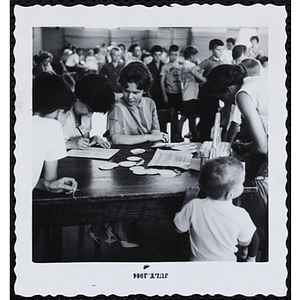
top-left (181, 99), bottom-right (199, 117)
top-left (167, 93), bottom-right (182, 112)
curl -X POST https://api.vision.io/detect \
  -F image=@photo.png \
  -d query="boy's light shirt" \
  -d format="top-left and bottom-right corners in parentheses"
top-left (174, 197), bottom-right (256, 261)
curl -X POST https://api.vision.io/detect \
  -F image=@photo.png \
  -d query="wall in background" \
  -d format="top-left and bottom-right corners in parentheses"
top-left (33, 26), bottom-right (268, 65)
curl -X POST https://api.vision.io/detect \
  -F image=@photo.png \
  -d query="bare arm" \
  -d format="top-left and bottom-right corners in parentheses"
top-left (110, 130), bottom-right (168, 145)
top-left (236, 91), bottom-right (268, 154)
top-left (160, 74), bottom-right (168, 103)
top-left (191, 65), bottom-right (207, 82)
top-left (35, 160), bottom-right (77, 193)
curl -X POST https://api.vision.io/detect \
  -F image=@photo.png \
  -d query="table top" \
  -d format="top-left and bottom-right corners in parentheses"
top-left (33, 143), bottom-right (257, 206)
top-left (33, 143), bottom-right (200, 205)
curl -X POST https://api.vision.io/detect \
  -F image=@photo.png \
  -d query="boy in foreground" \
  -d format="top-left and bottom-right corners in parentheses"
top-left (174, 157), bottom-right (259, 262)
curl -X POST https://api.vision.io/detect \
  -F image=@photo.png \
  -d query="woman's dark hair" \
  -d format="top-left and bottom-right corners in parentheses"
top-left (232, 45), bottom-right (247, 60)
top-left (75, 74), bottom-right (115, 113)
top-left (37, 51), bottom-right (53, 63)
top-left (201, 64), bottom-right (247, 95)
top-left (118, 62), bottom-right (153, 93)
top-left (33, 72), bottom-right (76, 115)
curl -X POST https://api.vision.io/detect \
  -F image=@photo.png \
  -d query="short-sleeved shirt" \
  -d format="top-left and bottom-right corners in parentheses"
top-left (63, 107), bottom-right (92, 140)
top-left (33, 116), bottom-right (67, 189)
top-left (222, 49), bottom-right (233, 64)
top-left (100, 62), bottom-right (124, 93)
top-left (65, 53), bottom-right (79, 67)
top-left (199, 56), bottom-right (224, 78)
top-left (160, 61), bottom-right (182, 94)
top-left (107, 96), bottom-right (160, 138)
top-left (181, 60), bottom-right (199, 101)
top-left (174, 197), bottom-right (256, 261)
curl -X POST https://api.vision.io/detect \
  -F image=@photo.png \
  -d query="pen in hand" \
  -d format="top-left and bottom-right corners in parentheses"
top-left (76, 125), bottom-right (85, 138)
top-left (76, 126), bottom-right (90, 148)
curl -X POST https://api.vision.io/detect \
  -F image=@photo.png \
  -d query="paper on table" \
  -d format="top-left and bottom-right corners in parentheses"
top-left (147, 149), bottom-right (193, 170)
top-left (189, 157), bottom-right (201, 171)
top-left (67, 148), bottom-right (120, 160)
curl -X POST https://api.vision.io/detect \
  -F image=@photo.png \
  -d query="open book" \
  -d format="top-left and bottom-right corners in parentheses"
top-left (147, 149), bottom-right (193, 170)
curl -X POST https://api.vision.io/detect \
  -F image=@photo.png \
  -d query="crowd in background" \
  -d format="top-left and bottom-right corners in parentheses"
top-left (32, 35), bottom-right (268, 144)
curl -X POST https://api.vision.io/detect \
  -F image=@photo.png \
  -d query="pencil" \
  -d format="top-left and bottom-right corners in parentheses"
top-left (76, 125), bottom-right (84, 138)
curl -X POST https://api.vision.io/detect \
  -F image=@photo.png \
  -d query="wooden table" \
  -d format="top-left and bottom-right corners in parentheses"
top-left (33, 143), bottom-right (257, 228)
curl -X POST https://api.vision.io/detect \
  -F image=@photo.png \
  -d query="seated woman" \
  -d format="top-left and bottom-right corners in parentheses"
top-left (201, 62), bottom-right (268, 261)
top-left (107, 61), bottom-right (169, 145)
top-left (63, 74), bottom-right (115, 150)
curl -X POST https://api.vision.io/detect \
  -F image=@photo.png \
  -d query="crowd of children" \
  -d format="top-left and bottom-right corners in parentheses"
top-left (32, 33), bottom-right (268, 261)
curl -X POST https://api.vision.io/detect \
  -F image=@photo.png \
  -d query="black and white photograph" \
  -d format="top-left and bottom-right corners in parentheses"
top-left (12, 3), bottom-right (288, 298)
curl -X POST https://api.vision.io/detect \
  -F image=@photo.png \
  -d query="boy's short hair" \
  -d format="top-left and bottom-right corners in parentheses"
top-left (169, 44), bottom-right (179, 53)
top-left (232, 44), bottom-right (247, 60)
top-left (209, 39), bottom-right (224, 50)
top-left (226, 38), bottom-right (236, 45)
top-left (199, 157), bottom-right (244, 200)
top-left (128, 44), bottom-right (139, 53)
top-left (250, 35), bottom-right (259, 43)
top-left (240, 58), bottom-right (261, 76)
top-left (151, 45), bottom-right (163, 54)
top-left (259, 56), bottom-right (268, 65)
top-left (75, 74), bottom-right (115, 113)
top-left (118, 43), bottom-right (126, 51)
top-left (110, 47), bottom-right (121, 56)
top-left (118, 61), bottom-right (153, 93)
top-left (183, 46), bottom-right (198, 59)
top-left (33, 72), bottom-right (76, 116)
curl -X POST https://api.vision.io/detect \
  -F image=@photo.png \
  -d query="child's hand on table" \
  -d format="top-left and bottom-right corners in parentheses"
top-left (89, 135), bottom-right (111, 149)
top-left (182, 186), bottom-right (200, 206)
top-left (47, 177), bottom-right (78, 194)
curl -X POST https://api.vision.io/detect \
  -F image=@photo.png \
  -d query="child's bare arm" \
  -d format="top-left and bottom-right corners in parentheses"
top-left (191, 65), bottom-right (207, 82)
top-left (160, 74), bottom-right (168, 103)
top-left (182, 186), bottom-right (200, 207)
